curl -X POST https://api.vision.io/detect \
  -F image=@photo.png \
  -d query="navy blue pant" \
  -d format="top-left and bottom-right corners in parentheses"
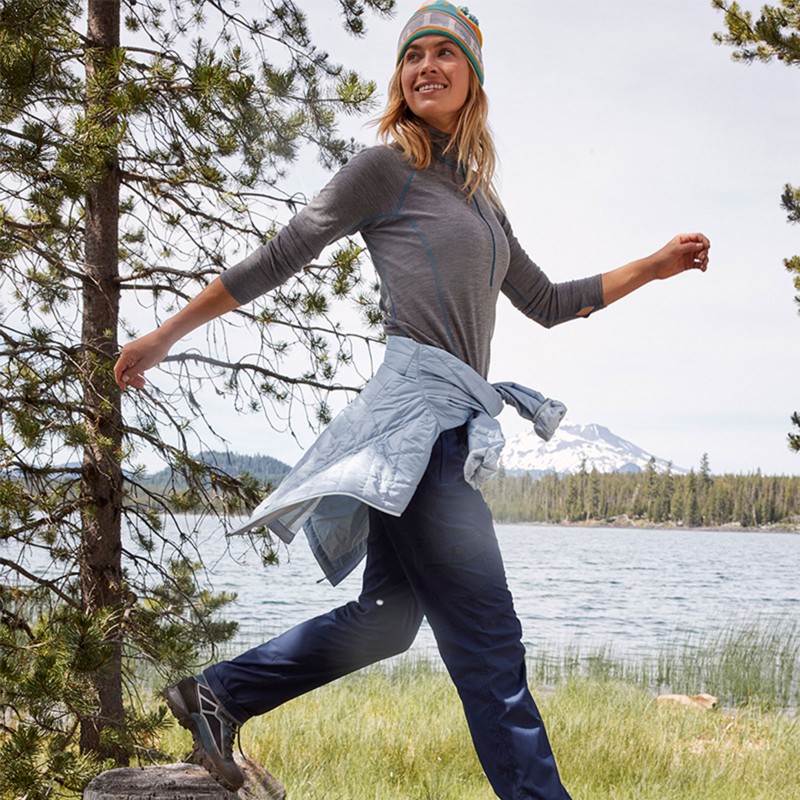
top-left (205, 428), bottom-right (571, 800)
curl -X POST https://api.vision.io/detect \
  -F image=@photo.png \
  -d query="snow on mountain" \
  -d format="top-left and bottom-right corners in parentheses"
top-left (500, 422), bottom-right (687, 476)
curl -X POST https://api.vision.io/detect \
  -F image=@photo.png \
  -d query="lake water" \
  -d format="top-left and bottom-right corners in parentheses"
top-left (6, 518), bottom-right (797, 662)
top-left (191, 521), bottom-right (800, 662)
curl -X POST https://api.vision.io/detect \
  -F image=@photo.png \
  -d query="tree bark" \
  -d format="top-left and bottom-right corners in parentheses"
top-left (80, 0), bottom-right (126, 763)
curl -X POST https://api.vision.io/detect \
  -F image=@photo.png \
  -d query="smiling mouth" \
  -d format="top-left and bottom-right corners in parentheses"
top-left (416, 83), bottom-right (446, 93)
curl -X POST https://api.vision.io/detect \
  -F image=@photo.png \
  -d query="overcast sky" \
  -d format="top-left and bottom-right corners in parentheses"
top-left (162, 0), bottom-right (800, 476)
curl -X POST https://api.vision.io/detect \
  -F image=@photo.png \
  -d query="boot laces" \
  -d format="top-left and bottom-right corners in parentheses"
top-left (222, 718), bottom-right (238, 759)
top-left (236, 727), bottom-right (245, 759)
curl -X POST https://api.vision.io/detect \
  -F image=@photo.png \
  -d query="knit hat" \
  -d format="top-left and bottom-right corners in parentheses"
top-left (396, 2), bottom-right (484, 85)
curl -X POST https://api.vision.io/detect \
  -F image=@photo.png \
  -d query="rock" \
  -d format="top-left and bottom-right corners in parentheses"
top-left (84, 756), bottom-right (286, 800)
top-left (655, 693), bottom-right (718, 710)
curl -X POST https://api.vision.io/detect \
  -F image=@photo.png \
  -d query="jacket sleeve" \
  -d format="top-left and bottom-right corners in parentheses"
top-left (498, 211), bottom-right (605, 328)
top-left (220, 146), bottom-right (404, 305)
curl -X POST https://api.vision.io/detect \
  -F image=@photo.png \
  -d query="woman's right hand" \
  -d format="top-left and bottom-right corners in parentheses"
top-left (114, 329), bottom-right (174, 391)
top-left (113, 277), bottom-right (242, 392)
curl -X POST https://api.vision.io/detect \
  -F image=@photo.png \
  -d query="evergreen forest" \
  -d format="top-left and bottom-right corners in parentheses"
top-left (137, 451), bottom-right (292, 492)
top-left (481, 458), bottom-right (800, 529)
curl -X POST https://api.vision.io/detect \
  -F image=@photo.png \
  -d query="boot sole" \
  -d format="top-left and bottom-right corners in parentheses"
top-left (163, 685), bottom-right (244, 792)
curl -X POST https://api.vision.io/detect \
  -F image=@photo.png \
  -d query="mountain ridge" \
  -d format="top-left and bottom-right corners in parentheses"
top-left (500, 422), bottom-right (687, 476)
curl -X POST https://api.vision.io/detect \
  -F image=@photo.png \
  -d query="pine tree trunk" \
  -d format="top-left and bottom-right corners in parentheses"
top-left (80, 0), bottom-right (126, 764)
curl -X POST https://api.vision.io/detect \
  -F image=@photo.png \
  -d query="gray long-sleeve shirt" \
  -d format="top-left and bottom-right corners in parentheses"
top-left (221, 135), bottom-right (604, 378)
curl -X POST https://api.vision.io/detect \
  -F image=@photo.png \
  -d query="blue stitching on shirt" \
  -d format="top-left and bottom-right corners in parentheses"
top-left (348, 168), bottom-right (417, 234)
top-left (502, 279), bottom-right (551, 323)
top-left (371, 252), bottom-right (398, 325)
top-left (472, 194), bottom-right (497, 287)
top-left (352, 167), bottom-right (416, 332)
top-left (504, 278), bottom-right (592, 325)
top-left (395, 169), bottom-right (416, 212)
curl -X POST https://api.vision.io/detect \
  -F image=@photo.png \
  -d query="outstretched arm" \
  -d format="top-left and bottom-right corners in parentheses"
top-left (113, 277), bottom-right (240, 391)
top-left (500, 211), bottom-right (710, 327)
top-left (596, 233), bottom-right (710, 310)
top-left (114, 147), bottom-right (408, 392)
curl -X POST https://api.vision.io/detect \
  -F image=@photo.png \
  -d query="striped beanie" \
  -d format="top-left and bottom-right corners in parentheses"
top-left (396, 2), bottom-right (484, 85)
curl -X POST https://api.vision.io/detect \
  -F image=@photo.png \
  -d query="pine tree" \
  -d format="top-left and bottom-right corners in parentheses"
top-left (699, 453), bottom-right (712, 484)
top-left (564, 474), bottom-right (581, 523)
top-left (638, 456), bottom-right (657, 520)
top-left (698, 453), bottom-right (713, 524)
top-left (0, 0), bottom-right (393, 793)
top-left (712, 0), bottom-right (800, 451)
top-left (657, 461), bottom-right (675, 522)
top-left (588, 467), bottom-right (601, 521)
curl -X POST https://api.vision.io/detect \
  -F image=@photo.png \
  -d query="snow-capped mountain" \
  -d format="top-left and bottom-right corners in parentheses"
top-left (500, 422), bottom-right (686, 476)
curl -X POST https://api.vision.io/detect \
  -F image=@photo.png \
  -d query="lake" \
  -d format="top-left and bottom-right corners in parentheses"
top-left (191, 520), bottom-right (800, 662)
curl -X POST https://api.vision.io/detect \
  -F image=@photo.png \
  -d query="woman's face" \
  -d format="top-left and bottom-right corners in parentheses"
top-left (400, 35), bottom-right (471, 133)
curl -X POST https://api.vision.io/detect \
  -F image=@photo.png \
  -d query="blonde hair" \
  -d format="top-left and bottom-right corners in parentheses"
top-left (375, 65), bottom-right (497, 204)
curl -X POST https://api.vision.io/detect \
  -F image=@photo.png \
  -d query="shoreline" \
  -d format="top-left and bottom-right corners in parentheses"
top-left (496, 517), bottom-right (800, 534)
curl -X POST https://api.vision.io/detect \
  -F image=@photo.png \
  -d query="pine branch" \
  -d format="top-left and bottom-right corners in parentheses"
top-left (115, 282), bottom-right (380, 346)
top-left (0, 605), bottom-right (35, 639)
top-left (120, 171), bottom-right (262, 238)
top-left (0, 461), bottom-right (83, 478)
top-left (0, 557), bottom-right (81, 609)
top-left (162, 351), bottom-right (362, 392)
top-left (0, 233), bottom-right (86, 285)
top-left (116, 264), bottom-right (220, 283)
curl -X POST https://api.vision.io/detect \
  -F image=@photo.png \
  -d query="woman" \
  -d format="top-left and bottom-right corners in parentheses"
top-left (114, 3), bottom-right (709, 798)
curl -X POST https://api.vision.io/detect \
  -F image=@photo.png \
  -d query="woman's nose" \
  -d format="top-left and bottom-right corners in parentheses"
top-left (419, 53), bottom-right (438, 72)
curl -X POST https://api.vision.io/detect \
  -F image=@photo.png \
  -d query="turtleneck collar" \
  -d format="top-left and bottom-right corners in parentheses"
top-left (423, 122), bottom-right (460, 169)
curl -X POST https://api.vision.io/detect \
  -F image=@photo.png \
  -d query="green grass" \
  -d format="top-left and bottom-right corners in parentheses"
top-left (151, 622), bottom-right (800, 799)
top-left (157, 667), bottom-right (800, 799)
top-left (523, 620), bottom-right (800, 710)
top-left (158, 663), bottom-right (800, 800)
top-left (655, 621), bottom-right (800, 709)
top-left (553, 678), bottom-right (800, 800)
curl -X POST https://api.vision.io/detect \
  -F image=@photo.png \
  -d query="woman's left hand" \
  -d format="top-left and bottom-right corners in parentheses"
top-left (650, 233), bottom-right (710, 280)
top-left (600, 233), bottom-right (710, 307)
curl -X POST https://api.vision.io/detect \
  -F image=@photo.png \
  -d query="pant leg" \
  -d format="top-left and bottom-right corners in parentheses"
top-left (371, 428), bottom-right (572, 800)
top-left (204, 511), bottom-right (424, 723)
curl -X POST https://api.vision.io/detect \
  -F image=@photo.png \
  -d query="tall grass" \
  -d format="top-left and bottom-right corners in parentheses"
top-left (138, 618), bottom-right (800, 708)
top-left (524, 619), bottom-right (800, 709)
top-left (151, 621), bottom-right (800, 799)
top-left (550, 678), bottom-right (800, 800)
top-left (200, 618), bottom-right (800, 710)
top-left (656, 621), bottom-right (800, 709)
top-left (157, 668), bottom-right (800, 800)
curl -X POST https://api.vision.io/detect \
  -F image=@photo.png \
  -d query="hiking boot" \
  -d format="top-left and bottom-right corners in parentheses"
top-left (163, 675), bottom-right (245, 791)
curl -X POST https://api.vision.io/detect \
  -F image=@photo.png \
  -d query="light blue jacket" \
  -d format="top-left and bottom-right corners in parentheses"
top-left (228, 337), bottom-right (566, 585)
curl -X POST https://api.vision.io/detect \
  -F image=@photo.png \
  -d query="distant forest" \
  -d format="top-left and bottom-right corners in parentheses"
top-left (136, 452), bottom-right (799, 529)
top-left (138, 451), bottom-right (291, 493)
top-left (481, 456), bottom-right (800, 529)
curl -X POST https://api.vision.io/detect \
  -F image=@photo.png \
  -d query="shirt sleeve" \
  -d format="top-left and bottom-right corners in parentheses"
top-left (220, 146), bottom-right (404, 305)
top-left (499, 211), bottom-right (605, 328)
